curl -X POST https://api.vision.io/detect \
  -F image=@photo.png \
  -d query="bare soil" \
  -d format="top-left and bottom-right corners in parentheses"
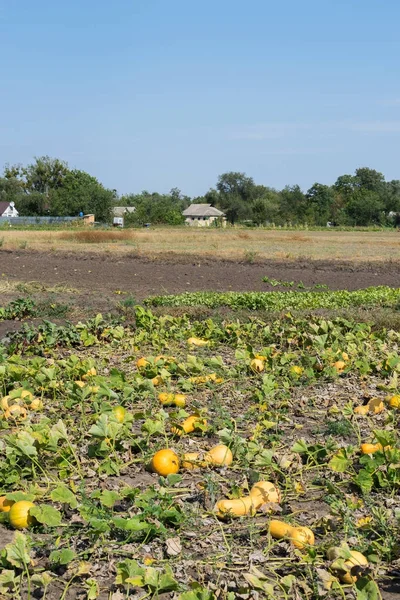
top-left (0, 250), bottom-right (399, 301)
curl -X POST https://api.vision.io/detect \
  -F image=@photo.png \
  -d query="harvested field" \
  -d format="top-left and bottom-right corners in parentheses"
top-left (0, 227), bottom-right (399, 261)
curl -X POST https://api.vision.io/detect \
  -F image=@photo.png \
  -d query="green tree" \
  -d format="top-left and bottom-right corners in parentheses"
top-left (355, 167), bottom-right (385, 192)
top-left (5, 156), bottom-right (68, 194)
top-left (51, 170), bottom-right (115, 221)
top-left (216, 172), bottom-right (256, 224)
top-left (119, 190), bottom-right (188, 226)
top-left (279, 185), bottom-right (307, 223)
top-left (306, 183), bottom-right (335, 225)
top-left (251, 186), bottom-right (280, 225)
top-left (345, 190), bottom-right (384, 226)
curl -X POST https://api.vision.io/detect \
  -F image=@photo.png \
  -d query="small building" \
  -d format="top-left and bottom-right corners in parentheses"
top-left (113, 206), bottom-right (136, 217)
top-left (0, 201), bottom-right (19, 217)
top-left (183, 204), bottom-right (225, 227)
top-left (82, 214), bottom-right (95, 225)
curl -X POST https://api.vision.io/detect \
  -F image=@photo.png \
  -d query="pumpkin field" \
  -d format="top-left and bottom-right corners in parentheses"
top-left (0, 283), bottom-right (399, 599)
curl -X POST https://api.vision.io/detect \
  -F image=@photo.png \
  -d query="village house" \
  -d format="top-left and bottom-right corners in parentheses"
top-left (112, 206), bottom-right (136, 217)
top-left (183, 203), bottom-right (226, 227)
top-left (0, 201), bottom-right (19, 218)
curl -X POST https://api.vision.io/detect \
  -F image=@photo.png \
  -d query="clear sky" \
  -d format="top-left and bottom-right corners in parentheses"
top-left (1, 0), bottom-right (400, 196)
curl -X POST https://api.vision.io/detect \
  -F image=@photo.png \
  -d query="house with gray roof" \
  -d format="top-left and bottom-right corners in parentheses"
top-left (112, 206), bottom-right (136, 217)
top-left (182, 204), bottom-right (225, 227)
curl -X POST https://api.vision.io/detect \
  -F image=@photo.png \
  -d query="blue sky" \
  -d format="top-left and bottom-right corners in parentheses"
top-left (1, 0), bottom-right (400, 196)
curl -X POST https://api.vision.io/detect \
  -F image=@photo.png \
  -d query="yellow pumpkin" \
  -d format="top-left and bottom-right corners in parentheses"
top-left (0, 496), bottom-right (14, 513)
top-left (136, 357), bottom-right (149, 369)
top-left (204, 444), bottom-right (233, 467)
top-left (9, 501), bottom-right (35, 529)
top-left (1, 396), bottom-right (10, 410)
top-left (171, 415), bottom-right (207, 436)
top-left (150, 449), bottom-right (180, 476)
top-left (289, 526), bottom-right (315, 549)
top-left (250, 359), bottom-right (264, 373)
top-left (354, 405), bottom-right (369, 415)
top-left (368, 398), bottom-right (384, 414)
top-left (29, 398), bottom-right (43, 411)
top-left (4, 405), bottom-right (27, 420)
top-left (331, 550), bottom-right (369, 584)
top-left (333, 360), bottom-right (346, 373)
top-left (250, 481), bottom-right (281, 508)
top-left (214, 496), bottom-right (256, 519)
top-left (268, 519), bottom-right (294, 539)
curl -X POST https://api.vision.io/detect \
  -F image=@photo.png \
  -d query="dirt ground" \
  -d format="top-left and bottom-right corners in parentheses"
top-left (0, 250), bottom-right (399, 301)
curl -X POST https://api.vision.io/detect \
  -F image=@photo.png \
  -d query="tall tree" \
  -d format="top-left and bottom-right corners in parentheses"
top-left (216, 172), bottom-right (256, 224)
top-left (306, 183), bottom-right (335, 225)
top-left (279, 185), bottom-right (307, 223)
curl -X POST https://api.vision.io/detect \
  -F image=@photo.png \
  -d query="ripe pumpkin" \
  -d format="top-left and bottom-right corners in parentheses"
top-left (204, 444), bottom-right (233, 467)
top-left (289, 526), bottom-right (315, 549)
top-left (329, 549), bottom-right (368, 584)
top-left (158, 393), bottom-right (186, 408)
top-left (112, 406), bottom-right (126, 423)
top-left (0, 496), bottom-right (14, 513)
top-left (171, 415), bottom-right (207, 436)
top-left (268, 519), bottom-right (294, 539)
top-left (174, 394), bottom-right (186, 408)
top-left (136, 357), bottom-right (149, 369)
top-left (9, 501), bottom-right (35, 529)
top-left (340, 550), bottom-right (368, 583)
top-left (29, 398), bottom-right (43, 411)
top-left (388, 395), bottom-right (400, 408)
top-left (250, 481), bottom-right (281, 508)
top-left (4, 405), bottom-right (27, 420)
top-left (360, 443), bottom-right (382, 454)
top-left (250, 359), bottom-right (264, 373)
top-left (150, 449), bottom-right (180, 476)
top-left (214, 496), bottom-right (256, 519)
top-left (354, 405), bottom-right (369, 415)
top-left (333, 360), bottom-right (346, 373)
top-left (1, 396), bottom-right (9, 410)
top-left (368, 398), bottom-right (384, 414)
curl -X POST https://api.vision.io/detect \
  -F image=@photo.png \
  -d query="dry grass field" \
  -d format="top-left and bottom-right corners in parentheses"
top-left (0, 227), bottom-right (399, 262)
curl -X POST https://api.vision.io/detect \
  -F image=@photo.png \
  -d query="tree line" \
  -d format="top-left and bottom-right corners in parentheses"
top-left (1, 157), bottom-right (399, 227)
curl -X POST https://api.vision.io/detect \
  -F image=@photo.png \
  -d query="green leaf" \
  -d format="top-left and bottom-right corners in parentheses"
top-left (50, 486), bottom-right (77, 508)
top-left (166, 473), bottom-right (182, 486)
top-left (329, 449), bottom-right (352, 473)
top-left (85, 578), bottom-right (100, 599)
top-left (49, 548), bottom-right (76, 566)
top-left (142, 418), bottom-right (165, 436)
top-left (31, 571), bottom-right (53, 588)
top-left (291, 439), bottom-right (308, 454)
top-left (112, 516), bottom-right (150, 533)
top-left (6, 491), bottom-right (35, 503)
top-left (354, 470), bottom-right (374, 494)
top-left (0, 569), bottom-right (17, 589)
top-left (115, 559), bottom-right (145, 586)
top-left (5, 532), bottom-right (31, 569)
top-left (355, 578), bottom-right (379, 600)
top-left (157, 566), bottom-right (178, 592)
top-left (99, 490), bottom-right (120, 508)
top-left (30, 504), bottom-right (62, 527)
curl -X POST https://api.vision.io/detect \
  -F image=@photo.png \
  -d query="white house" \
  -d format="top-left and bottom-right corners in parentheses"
top-left (183, 204), bottom-right (226, 227)
top-left (0, 201), bottom-right (19, 217)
